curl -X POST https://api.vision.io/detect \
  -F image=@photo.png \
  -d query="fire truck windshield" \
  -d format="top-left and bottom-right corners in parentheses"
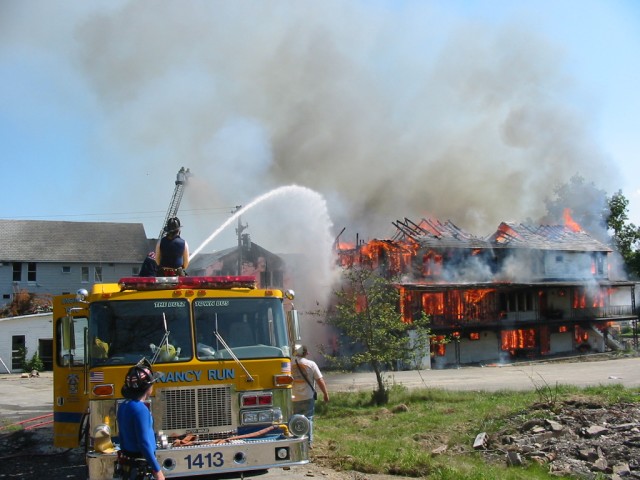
top-left (87, 297), bottom-right (290, 365)
top-left (88, 299), bottom-right (192, 365)
top-left (194, 297), bottom-right (290, 360)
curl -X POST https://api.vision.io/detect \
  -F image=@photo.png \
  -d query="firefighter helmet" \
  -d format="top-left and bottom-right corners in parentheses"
top-left (164, 217), bottom-right (181, 233)
top-left (122, 361), bottom-right (159, 398)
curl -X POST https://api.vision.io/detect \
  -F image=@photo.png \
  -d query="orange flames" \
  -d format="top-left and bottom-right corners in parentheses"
top-left (338, 238), bottom-right (418, 274)
top-left (336, 241), bottom-right (355, 251)
top-left (563, 208), bottom-right (582, 232)
top-left (572, 287), bottom-right (611, 309)
top-left (501, 328), bottom-right (536, 353)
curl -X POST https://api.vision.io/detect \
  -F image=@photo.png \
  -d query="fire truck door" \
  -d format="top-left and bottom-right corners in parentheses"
top-left (53, 303), bottom-right (89, 449)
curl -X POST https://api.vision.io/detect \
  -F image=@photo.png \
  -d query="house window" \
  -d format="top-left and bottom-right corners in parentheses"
top-left (272, 271), bottom-right (284, 288)
top-left (12, 262), bottom-right (22, 282)
top-left (27, 262), bottom-right (37, 282)
top-left (94, 266), bottom-right (103, 282)
top-left (555, 255), bottom-right (563, 263)
top-left (595, 254), bottom-right (604, 275)
top-left (62, 266), bottom-right (71, 274)
top-left (81, 267), bottom-right (89, 283)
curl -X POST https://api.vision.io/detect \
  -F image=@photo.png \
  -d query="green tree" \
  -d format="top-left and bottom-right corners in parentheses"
top-left (607, 190), bottom-right (640, 278)
top-left (325, 266), bottom-right (430, 405)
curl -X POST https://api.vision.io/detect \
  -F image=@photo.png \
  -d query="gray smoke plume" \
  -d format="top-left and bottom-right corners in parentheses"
top-left (2, 1), bottom-right (619, 267)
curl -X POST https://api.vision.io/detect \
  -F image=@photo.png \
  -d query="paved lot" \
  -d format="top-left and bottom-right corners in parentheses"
top-left (1, 355), bottom-right (640, 425)
top-left (325, 354), bottom-right (640, 393)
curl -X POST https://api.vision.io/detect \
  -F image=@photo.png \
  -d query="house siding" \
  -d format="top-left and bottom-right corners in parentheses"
top-left (1, 261), bottom-right (141, 303)
top-left (0, 313), bottom-right (52, 373)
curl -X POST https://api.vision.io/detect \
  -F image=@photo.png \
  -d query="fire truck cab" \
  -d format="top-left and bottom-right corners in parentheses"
top-left (52, 275), bottom-right (310, 479)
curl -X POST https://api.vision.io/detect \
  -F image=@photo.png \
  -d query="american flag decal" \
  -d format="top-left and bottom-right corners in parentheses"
top-left (90, 371), bottom-right (105, 383)
top-left (281, 361), bottom-right (291, 374)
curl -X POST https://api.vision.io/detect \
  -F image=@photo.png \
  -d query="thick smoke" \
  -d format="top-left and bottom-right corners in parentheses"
top-left (19, 0), bottom-right (614, 242)
top-left (2, 1), bottom-right (621, 297)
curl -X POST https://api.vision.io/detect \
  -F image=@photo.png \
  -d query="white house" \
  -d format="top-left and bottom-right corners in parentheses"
top-left (0, 219), bottom-right (155, 306)
top-left (0, 313), bottom-right (53, 373)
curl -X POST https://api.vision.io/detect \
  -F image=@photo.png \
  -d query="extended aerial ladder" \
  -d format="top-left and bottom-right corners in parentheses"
top-left (159, 167), bottom-right (191, 238)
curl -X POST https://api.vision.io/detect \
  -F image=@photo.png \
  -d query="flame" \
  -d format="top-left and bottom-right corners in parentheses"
top-left (572, 287), bottom-right (610, 309)
top-left (501, 328), bottom-right (536, 354)
top-left (336, 241), bottom-right (355, 251)
top-left (432, 335), bottom-right (447, 356)
top-left (574, 326), bottom-right (589, 343)
top-left (337, 238), bottom-right (418, 275)
top-left (493, 222), bottom-right (521, 244)
top-left (423, 251), bottom-right (443, 277)
top-left (563, 208), bottom-right (582, 232)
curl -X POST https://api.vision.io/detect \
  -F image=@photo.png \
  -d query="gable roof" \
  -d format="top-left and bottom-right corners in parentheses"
top-left (0, 220), bottom-right (151, 263)
top-left (488, 222), bottom-right (612, 252)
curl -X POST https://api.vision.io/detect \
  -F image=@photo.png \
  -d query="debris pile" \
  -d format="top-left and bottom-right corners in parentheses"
top-left (480, 398), bottom-right (640, 479)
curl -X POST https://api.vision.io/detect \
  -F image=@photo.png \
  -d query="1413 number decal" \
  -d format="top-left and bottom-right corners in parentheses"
top-left (184, 452), bottom-right (224, 469)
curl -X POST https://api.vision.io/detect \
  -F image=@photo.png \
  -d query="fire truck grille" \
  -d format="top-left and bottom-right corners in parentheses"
top-left (159, 385), bottom-right (233, 431)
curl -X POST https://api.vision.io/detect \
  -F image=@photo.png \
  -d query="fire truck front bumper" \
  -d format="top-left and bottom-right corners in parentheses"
top-left (87, 435), bottom-right (310, 479)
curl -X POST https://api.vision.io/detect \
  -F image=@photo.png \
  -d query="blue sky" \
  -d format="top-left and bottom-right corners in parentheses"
top-left (1, 1), bottom-right (639, 254)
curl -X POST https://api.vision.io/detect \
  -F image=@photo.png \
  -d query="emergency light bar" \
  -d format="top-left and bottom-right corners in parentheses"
top-left (119, 276), bottom-right (256, 291)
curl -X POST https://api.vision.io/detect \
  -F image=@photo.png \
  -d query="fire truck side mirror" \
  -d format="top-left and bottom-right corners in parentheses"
top-left (287, 309), bottom-right (301, 342)
top-left (62, 316), bottom-right (76, 352)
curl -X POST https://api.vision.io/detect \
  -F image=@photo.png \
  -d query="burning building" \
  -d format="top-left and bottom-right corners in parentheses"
top-left (337, 216), bottom-right (638, 368)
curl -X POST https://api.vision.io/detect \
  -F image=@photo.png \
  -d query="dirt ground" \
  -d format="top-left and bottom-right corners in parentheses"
top-left (0, 426), bottom-right (412, 480)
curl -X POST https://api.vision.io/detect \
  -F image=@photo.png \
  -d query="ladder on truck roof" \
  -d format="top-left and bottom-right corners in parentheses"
top-left (159, 167), bottom-right (191, 238)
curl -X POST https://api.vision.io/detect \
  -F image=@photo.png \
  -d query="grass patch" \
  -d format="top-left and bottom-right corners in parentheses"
top-left (313, 384), bottom-right (640, 479)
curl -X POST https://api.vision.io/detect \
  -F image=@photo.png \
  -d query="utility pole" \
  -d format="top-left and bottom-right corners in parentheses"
top-left (234, 206), bottom-right (247, 275)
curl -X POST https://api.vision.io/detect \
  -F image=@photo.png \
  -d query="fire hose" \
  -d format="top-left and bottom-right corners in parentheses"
top-left (171, 425), bottom-right (281, 447)
top-left (0, 413), bottom-right (53, 431)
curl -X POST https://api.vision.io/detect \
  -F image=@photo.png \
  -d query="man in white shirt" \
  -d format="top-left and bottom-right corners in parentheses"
top-left (292, 345), bottom-right (329, 445)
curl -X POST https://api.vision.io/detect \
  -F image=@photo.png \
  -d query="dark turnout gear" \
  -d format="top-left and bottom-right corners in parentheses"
top-left (139, 252), bottom-right (158, 277)
top-left (156, 215), bottom-right (189, 276)
top-left (158, 235), bottom-right (187, 269)
top-left (116, 451), bottom-right (154, 480)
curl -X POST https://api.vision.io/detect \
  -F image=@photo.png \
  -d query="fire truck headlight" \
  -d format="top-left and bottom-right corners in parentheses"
top-left (242, 408), bottom-right (282, 425)
top-left (272, 408), bottom-right (283, 423)
top-left (242, 411), bottom-right (259, 424)
top-left (258, 412), bottom-right (271, 422)
top-left (288, 414), bottom-right (310, 437)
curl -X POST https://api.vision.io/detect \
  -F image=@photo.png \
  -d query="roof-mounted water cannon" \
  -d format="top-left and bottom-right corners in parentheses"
top-left (176, 167), bottom-right (190, 185)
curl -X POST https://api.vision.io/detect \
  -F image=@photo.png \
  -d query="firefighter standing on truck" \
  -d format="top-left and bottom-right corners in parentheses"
top-left (116, 362), bottom-right (165, 480)
top-left (155, 216), bottom-right (189, 276)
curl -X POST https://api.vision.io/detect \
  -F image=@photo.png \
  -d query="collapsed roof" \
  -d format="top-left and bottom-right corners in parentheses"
top-left (391, 217), bottom-right (612, 253)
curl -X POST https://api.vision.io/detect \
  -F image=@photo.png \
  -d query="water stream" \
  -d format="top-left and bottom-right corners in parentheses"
top-left (189, 184), bottom-right (333, 262)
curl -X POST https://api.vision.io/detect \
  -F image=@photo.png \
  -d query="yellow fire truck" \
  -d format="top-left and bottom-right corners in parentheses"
top-left (52, 275), bottom-right (310, 479)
